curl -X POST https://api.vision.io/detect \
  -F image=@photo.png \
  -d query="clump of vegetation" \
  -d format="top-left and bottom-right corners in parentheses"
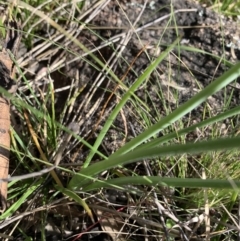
top-left (1, 0), bottom-right (240, 240)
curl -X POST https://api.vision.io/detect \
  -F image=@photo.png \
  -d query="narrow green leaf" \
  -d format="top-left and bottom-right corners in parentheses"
top-left (69, 60), bottom-right (240, 190)
top-left (83, 36), bottom-right (181, 167)
top-left (140, 105), bottom-right (240, 150)
top-left (110, 61), bottom-right (240, 158)
top-left (56, 186), bottom-right (94, 221)
top-left (0, 179), bottom-right (42, 220)
top-left (83, 176), bottom-right (240, 192)
top-left (69, 136), bottom-right (240, 190)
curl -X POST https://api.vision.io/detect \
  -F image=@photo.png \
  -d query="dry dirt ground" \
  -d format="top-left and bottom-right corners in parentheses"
top-left (5, 0), bottom-right (240, 240)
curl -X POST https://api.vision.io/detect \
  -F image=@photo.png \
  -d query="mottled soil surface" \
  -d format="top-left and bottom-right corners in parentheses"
top-left (5, 0), bottom-right (240, 240)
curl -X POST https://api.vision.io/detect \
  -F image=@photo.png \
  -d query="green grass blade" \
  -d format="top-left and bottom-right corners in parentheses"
top-left (0, 179), bottom-right (42, 220)
top-left (140, 105), bottom-right (240, 150)
top-left (174, 44), bottom-right (233, 67)
top-left (69, 136), bottom-right (240, 190)
top-left (83, 176), bottom-right (240, 192)
top-left (56, 186), bottom-right (94, 221)
top-left (83, 36), bottom-right (181, 168)
top-left (109, 61), bottom-right (240, 159)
